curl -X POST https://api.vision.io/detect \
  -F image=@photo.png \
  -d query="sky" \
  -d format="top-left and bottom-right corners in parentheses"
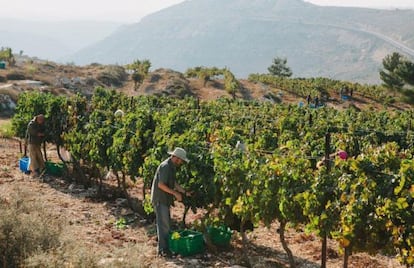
top-left (1, 0), bottom-right (413, 23)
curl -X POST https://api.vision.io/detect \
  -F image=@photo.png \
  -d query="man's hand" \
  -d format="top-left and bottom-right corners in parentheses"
top-left (174, 191), bottom-right (183, 202)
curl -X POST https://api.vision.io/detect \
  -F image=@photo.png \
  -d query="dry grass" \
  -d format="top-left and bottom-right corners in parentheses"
top-left (0, 188), bottom-right (62, 267)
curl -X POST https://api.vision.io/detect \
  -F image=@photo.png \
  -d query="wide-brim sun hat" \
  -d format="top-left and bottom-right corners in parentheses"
top-left (168, 147), bottom-right (190, 163)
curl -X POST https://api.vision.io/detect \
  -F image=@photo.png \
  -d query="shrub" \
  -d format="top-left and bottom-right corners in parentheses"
top-left (25, 229), bottom-right (159, 268)
top-left (6, 72), bottom-right (26, 80)
top-left (25, 241), bottom-right (99, 268)
top-left (0, 189), bottom-right (62, 268)
top-left (164, 79), bottom-right (193, 98)
top-left (26, 65), bottom-right (38, 76)
top-left (0, 120), bottom-right (14, 138)
top-left (96, 65), bottom-right (128, 87)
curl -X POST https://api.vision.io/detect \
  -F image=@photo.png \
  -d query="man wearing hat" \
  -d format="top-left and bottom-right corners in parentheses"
top-left (27, 114), bottom-right (46, 177)
top-left (150, 147), bottom-right (191, 257)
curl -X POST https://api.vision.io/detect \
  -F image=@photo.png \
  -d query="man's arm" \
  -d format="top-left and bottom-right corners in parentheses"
top-left (174, 182), bottom-right (186, 194)
top-left (175, 182), bottom-right (192, 197)
top-left (158, 182), bottom-right (182, 202)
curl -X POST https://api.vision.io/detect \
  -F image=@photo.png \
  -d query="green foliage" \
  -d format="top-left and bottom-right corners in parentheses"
top-left (379, 52), bottom-right (414, 95)
top-left (223, 68), bottom-right (239, 99)
top-left (6, 72), bottom-right (26, 80)
top-left (96, 65), bottom-right (128, 87)
top-left (0, 190), bottom-right (61, 268)
top-left (0, 120), bottom-right (13, 138)
top-left (13, 86), bottom-right (414, 267)
top-left (249, 73), bottom-right (391, 103)
top-left (0, 47), bottom-right (15, 66)
top-left (11, 91), bottom-right (68, 147)
top-left (115, 217), bottom-right (127, 229)
top-left (185, 67), bottom-right (239, 98)
top-left (396, 60), bottom-right (414, 86)
top-left (267, 57), bottom-right (292, 78)
top-left (185, 66), bottom-right (224, 86)
top-left (380, 52), bottom-right (404, 92)
top-left (12, 91), bottom-right (50, 139)
top-left (126, 59), bottom-right (151, 89)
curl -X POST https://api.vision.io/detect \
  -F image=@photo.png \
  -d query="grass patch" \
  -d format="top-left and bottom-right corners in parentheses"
top-left (0, 188), bottom-right (100, 268)
top-left (0, 119), bottom-right (14, 138)
top-left (0, 186), bottom-right (161, 267)
top-left (0, 189), bottom-right (62, 268)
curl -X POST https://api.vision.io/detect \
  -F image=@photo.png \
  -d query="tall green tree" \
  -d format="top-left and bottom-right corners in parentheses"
top-left (396, 60), bottom-right (414, 86)
top-left (126, 59), bottom-right (151, 90)
top-left (223, 68), bottom-right (239, 99)
top-left (268, 57), bottom-right (292, 77)
top-left (379, 52), bottom-right (405, 94)
top-left (0, 47), bottom-right (15, 66)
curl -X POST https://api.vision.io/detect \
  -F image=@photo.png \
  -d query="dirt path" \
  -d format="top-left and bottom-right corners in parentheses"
top-left (0, 138), bottom-right (405, 268)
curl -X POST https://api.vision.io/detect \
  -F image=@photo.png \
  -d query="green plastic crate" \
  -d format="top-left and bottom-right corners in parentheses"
top-left (45, 161), bottom-right (64, 176)
top-left (207, 225), bottom-right (232, 247)
top-left (169, 230), bottom-right (204, 256)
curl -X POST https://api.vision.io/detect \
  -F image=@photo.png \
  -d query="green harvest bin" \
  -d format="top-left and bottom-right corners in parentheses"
top-left (45, 161), bottom-right (64, 176)
top-left (207, 225), bottom-right (232, 247)
top-left (169, 230), bottom-right (204, 256)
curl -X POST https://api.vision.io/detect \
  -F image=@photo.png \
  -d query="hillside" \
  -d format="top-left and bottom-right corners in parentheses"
top-left (0, 59), bottom-right (412, 117)
top-left (66, 0), bottom-right (414, 83)
top-left (0, 60), bottom-right (406, 116)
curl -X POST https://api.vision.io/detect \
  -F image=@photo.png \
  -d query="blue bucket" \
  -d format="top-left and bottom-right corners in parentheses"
top-left (19, 157), bottom-right (30, 173)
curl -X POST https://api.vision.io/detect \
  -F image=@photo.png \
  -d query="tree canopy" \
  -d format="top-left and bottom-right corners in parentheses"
top-left (126, 59), bottom-right (151, 90)
top-left (0, 47), bottom-right (16, 66)
top-left (380, 52), bottom-right (414, 87)
top-left (267, 57), bottom-right (292, 78)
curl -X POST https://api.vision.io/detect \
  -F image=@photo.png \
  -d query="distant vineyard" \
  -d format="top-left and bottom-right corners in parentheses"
top-left (12, 89), bottom-right (414, 267)
top-left (248, 74), bottom-right (393, 104)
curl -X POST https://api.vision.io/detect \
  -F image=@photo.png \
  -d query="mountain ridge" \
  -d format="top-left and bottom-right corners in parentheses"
top-left (54, 1), bottom-right (414, 83)
top-left (0, 19), bottom-right (122, 61)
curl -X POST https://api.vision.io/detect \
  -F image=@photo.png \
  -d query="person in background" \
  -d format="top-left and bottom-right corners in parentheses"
top-left (150, 147), bottom-right (191, 257)
top-left (314, 96), bottom-right (319, 107)
top-left (27, 114), bottom-right (46, 177)
top-left (317, 150), bottom-right (348, 169)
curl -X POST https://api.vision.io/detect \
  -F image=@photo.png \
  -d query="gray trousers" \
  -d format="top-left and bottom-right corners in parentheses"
top-left (154, 203), bottom-right (170, 252)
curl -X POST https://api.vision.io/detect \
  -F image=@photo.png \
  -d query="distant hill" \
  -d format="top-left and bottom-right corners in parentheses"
top-left (1, 61), bottom-right (412, 116)
top-left (0, 19), bottom-right (122, 61)
top-left (66, 0), bottom-right (414, 84)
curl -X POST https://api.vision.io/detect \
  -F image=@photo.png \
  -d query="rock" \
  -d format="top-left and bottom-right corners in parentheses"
top-left (115, 198), bottom-right (128, 206)
top-left (187, 259), bottom-right (199, 265)
top-left (98, 257), bottom-right (124, 266)
top-left (120, 208), bottom-right (134, 216)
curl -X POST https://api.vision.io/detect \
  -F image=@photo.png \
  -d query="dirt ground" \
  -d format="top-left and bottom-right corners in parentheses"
top-left (0, 136), bottom-right (406, 268)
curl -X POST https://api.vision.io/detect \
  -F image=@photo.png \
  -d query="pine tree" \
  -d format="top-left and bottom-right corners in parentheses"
top-left (267, 57), bottom-right (292, 77)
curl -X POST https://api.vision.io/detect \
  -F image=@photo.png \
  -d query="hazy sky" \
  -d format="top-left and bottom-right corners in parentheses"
top-left (1, 0), bottom-right (413, 22)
